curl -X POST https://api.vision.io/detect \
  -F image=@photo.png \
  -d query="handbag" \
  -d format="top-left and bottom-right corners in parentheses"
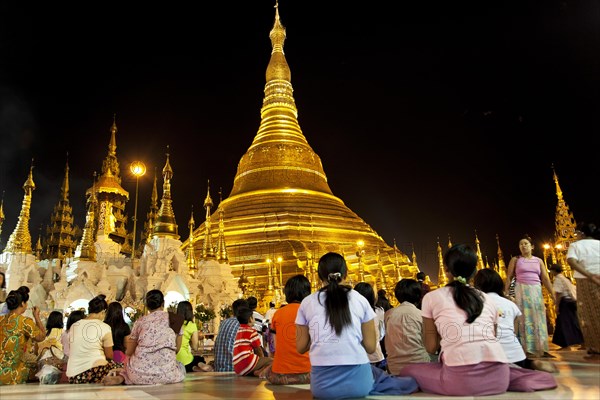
top-left (37, 345), bottom-right (67, 371)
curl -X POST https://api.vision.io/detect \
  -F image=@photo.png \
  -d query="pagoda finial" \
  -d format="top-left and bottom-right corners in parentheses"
top-left (552, 163), bottom-right (563, 201)
top-left (4, 164), bottom-right (36, 254)
top-left (216, 198), bottom-right (229, 263)
top-left (153, 148), bottom-right (179, 239)
top-left (437, 238), bottom-right (449, 286)
top-left (0, 191), bottom-right (5, 240)
top-left (474, 230), bottom-right (484, 271)
top-left (186, 205), bottom-right (197, 273)
top-left (202, 180), bottom-right (215, 259)
top-left (61, 155), bottom-right (70, 201)
top-left (75, 173), bottom-right (98, 260)
top-left (109, 114), bottom-right (117, 155)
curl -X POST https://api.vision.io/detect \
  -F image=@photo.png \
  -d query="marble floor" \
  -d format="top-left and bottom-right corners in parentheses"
top-left (1, 346), bottom-right (598, 400)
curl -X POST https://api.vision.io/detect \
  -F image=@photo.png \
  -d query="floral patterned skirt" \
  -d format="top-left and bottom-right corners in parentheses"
top-left (68, 361), bottom-right (123, 384)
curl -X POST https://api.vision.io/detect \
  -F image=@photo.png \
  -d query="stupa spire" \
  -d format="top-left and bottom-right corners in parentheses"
top-left (474, 230), bottom-right (484, 270)
top-left (102, 114), bottom-right (122, 182)
top-left (140, 169), bottom-right (159, 248)
top-left (202, 181), bottom-right (215, 259)
top-left (4, 162), bottom-right (35, 254)
top-left (0, 192), bottom-right (5, 241)
top-left (215, 188), bottom-right (229, 263)
top-left (153, 148), bottom-right (179, 239)
top-left (186, 206), bottom-right (197, 273)
top-left (45, 156), bottom-right (79, 259)
top-left (496, 234), bottom-right (507, 280)
top-left (75, 173), bottom-right (98, 260)
top-left (552, 165), bottom-right (577, 248)
top-left (437, 238), bottom-right (449, 286)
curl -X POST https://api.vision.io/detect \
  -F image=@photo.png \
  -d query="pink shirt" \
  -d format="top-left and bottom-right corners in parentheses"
top-left (515, 257), bottom-right (542, 284)
top-left (421, 286), bottom-right (507, 367)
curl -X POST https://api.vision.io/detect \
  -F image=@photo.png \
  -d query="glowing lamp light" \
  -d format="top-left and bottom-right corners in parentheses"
top-left (130, 161), bottom-right (147, 177)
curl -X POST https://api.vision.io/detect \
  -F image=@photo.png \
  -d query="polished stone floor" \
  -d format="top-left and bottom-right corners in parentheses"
top-left (1, 346), bottom-right (598, 400)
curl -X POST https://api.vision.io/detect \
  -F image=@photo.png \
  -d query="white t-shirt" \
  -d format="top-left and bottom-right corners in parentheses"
top-left (367, 306), bottom-right (385, 363)
top-left (486, 293), bottom-right (526, 363)
top-left (421, 286), bottom-right (507, 366)
top-left (567, 238), bottom-right (600, 279)
top-left (66, 318), bottom-right (114, 377)
top-left (296, 289), bottom-right (375, 366)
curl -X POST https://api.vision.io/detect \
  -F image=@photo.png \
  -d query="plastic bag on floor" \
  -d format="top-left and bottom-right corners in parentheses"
top-left (35, 364), bottom-right (62, 384)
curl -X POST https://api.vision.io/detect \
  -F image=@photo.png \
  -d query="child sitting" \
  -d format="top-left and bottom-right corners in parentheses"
top-left (232, 306), bottom-right (272, 376)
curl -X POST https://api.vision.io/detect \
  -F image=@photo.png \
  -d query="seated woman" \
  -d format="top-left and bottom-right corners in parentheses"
top-left (103, 289), bottom-right (186, 385)
top-left (36, 310), bottom-right (64, 357)
top-left (264, 274), bottom-right (311, 384)
top-left (61, 310), bottom-right (85, 358)
top-left (104, 302), bottom-right (131, 364)
top-left (175, 300), bottom-right (209, 372)
top-left (66, 294), bottom-right (122, 384)
top-left (0, 290), bottom-right (47, 385)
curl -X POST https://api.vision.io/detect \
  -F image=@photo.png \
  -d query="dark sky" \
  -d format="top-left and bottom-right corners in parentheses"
top-left (1, 1), bottom-right (599, 279)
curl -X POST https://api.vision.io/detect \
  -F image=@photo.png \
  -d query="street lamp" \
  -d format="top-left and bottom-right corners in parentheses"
top-left (130, 161), bottom-right (146, 267)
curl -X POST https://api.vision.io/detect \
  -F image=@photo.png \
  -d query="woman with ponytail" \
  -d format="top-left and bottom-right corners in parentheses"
top-left (0, 289), bottom-right (46, 384)
top-left (295, 252), bottom-right (417, 399)
top-left (400, 244), bottom-right (557, 396)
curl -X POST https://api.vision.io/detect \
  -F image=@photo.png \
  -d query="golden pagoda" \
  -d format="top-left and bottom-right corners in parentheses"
top-left (436, 238), bottom-right (449, 287)
top-left (75, 174), bottom-right (98, 261)
top-left (86, 117), bottom-right (130, 249)
top-left (3, 164), bottom-right (35, 254)
top-left (474, 231), bottom-right (485, 270)
top-left (44, 158), bottom-right (81, 259)
top-left (496, 233), bottom-right (507, 280)
top-left (186, 4), bottom-right (414, 295)
top-left (548, 165), bottom-right (577, 277)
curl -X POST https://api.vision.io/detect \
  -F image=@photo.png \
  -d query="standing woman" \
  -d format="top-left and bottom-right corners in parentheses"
top-left (0, 290), bottom-right (46, 385)
top-left (296, 252), bottom-right (417, 399)
top-left (566, 222), bottom-right (600, 359)
top-left (548, 263), bottom-right (583, 350)
top-left (505, 234), bottom-right (555, 358)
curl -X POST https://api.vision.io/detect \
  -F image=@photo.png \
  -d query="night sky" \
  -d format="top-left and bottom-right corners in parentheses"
top-left (1, 1), bottom-right (598, 279)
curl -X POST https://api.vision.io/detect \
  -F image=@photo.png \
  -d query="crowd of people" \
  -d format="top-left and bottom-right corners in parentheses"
top-left (1, 221), bottom-right (599, 398)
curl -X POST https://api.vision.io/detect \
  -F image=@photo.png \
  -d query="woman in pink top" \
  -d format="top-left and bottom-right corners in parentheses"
top-left (400, 244), bottom-right (556, 396)
top-left (505, 234), bottom-right (555, 358)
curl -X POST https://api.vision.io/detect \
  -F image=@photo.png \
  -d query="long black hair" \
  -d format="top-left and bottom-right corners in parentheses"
top-left (317, 252), bottom-right (351, 335)
top-left (444, 244), bottom-right (484, 323)
top-left (45, 311), bottom-right (64, 336)
top-left (176, 301), bottom-right (194, 324)
top-left (474, 268), bottom-right (505, 297)
top-left (354, 282), bottom-right (376, 311)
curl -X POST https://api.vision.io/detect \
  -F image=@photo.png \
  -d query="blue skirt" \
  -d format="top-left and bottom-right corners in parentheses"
top-left (311, 363), bottom-right (417, 399)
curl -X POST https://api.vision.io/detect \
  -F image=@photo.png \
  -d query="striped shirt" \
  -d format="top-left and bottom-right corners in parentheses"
top-left (233, 324), bottom-right (260, 376)
top-left (213, 317), bottom-right (240, 372)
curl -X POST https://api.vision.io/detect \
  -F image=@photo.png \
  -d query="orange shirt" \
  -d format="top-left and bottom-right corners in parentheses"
top-left (271, 303), bottom-right (310, 374)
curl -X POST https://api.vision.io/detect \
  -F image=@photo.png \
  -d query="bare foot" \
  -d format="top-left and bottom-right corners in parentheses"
top-left (102, 374), bottom-right (125, 386)
top-left (531, 360), bottom-right (558, 373)
top-left (193, 363), bottom-right (213, 372)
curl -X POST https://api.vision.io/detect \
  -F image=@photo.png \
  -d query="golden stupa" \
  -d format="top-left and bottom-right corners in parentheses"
top-left (185, 5), bottom-right (416, 297)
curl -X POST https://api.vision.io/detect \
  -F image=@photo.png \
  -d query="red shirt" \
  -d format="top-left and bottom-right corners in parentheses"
top-left (232, 324), bottom-right (260, 375)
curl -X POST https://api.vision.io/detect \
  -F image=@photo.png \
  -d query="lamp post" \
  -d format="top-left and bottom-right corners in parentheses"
top-left (130, 161), bottom-right (146, 267)
top-left (276, 256), bottom-right (283, 289)
top-left (356, 239), bottom-right (365, 283)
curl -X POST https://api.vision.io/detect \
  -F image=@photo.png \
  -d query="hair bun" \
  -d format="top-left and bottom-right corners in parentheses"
top-left (97, 294), bottom-right (106, 301)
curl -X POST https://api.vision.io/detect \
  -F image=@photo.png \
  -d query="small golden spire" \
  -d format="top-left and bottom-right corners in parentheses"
top-left (496, 234), bottom-right (507, 280)
top-left (437, 237), bottom-right (449, 286)
top-left (216, 187), bottom-right (229, 263)
top-left (109, 114), bottom-right (118, 156)
top-left (474, 230), bottom-right (484, 270)
top-left (153, 148), bottom-right (179, 239)
top-left (0, 191), bottom-right (5, 239)
top-left (4, 163), bottom-right (35, 254)
top-left (202, 180), bottom-right (215, 259)
top-left (186, 206), bottom-right (197, 273)
top-left (75, 172), bottom-right (98, 261)
top-left (61, 155), bottom-right (70, 201)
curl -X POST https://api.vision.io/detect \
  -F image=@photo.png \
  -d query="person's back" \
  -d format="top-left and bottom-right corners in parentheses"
top-left (213, 299), bottom-right (248, 372)
top-left (385, 279), bottom-right (430, 374)
top-left (266, 275), bottom-right (311, 384)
